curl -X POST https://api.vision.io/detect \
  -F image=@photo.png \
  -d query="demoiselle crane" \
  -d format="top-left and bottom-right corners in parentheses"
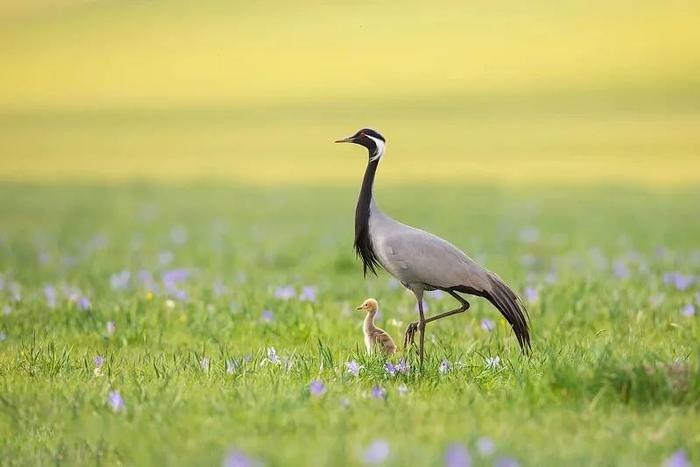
top-left (335, 128), bottom-right (531, 366)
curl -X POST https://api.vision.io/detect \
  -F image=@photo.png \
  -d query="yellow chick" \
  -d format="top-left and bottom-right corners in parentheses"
top-left (356, 298), bottom-right (396, 356)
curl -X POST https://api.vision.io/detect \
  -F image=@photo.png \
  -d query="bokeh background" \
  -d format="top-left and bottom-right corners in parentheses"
top-left (1, 0), bottom-right (699, 184)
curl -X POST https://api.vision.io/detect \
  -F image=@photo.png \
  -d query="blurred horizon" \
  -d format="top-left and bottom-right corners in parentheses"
top-left (1, 0), bottom-right (699, 184)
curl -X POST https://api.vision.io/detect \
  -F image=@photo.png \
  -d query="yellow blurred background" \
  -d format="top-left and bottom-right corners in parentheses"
top-left (1, 0), bottom-right (699, 185)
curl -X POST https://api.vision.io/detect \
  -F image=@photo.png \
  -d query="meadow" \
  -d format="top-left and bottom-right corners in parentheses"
top-left (1, 182), bottom-right (699, 466)
top-left (2, 0), bottom-right (700, 465)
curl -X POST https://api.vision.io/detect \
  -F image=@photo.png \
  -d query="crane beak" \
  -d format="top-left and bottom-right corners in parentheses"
top-left (334, 136), bottom-right (354, 144)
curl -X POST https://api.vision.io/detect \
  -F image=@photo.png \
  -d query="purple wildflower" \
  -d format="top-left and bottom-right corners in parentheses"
top-left (485, 356), bottom-right (501, 369)
top-left (363, 440), bottom-right (390, 465)
top-left (309, 379), bottom-right (326, 397)
top-left (267, 347), bottom-right (280, 365)
top-left (274, 285), bottom-right (295, 300)
top-left (371, 385), bottom-right (387, 400)
top-left (384, 362), bottom-right (397, 376)
top-left (613, 260), bottom-right (629, 279)
top-left (106, 321), bottom-right (115, 336)
top-left (222, 448), bottom-right (254, 467)
top-left (44, 286), bottom-right (57, 309)
top-left (673, 274), bottom-right (694, 291)
top-left (261, 310), bottom-right (274, 323)
top-left (299, 286), bottom-right (318, 302)
top-left (110, 270), bottom-right (131, 290)
top-left (681, 304), bottom-right (695, 317)
top-left (346, 360), bottom-right (363, 377)
top-left (138, 270), bottom-right (158, 292)
top-left (77, 296), bottom-right (91, 311)
top-left (476, 437), bottom-right (495, 456)
top-left (664, 449), bottom-right (691, 467)
top-left (481, 319), bottom-right (495, 332)
top-left (444, 443), bottom-right (471, 467)
top-left (200, 357), bottom-right (210, 371)
top-left (108, 390), bottom-right (125, 412)
top-left (439, 359), bottom-right (451, 375)
top-left (94, 355), bottom-right (105, 367)
top-left (494, 457), bottom-right (520, 467)
top-left (524, 287), bottom-right (539, 304)
top-left (397, 358), bottom-right (409, 374)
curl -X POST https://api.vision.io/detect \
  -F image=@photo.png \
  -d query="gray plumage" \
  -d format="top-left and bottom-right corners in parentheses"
top-left (336, 128), bottom-right (531, 363)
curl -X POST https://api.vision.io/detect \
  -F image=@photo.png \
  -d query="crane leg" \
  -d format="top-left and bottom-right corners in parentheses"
top-left (403, 290), bottom-right (470, 354)
top-left (417, 296), bottom-right (426, 368)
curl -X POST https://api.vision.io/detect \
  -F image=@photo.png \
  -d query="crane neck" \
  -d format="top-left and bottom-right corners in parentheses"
top-left (354, 158), bottom-right (381, 275)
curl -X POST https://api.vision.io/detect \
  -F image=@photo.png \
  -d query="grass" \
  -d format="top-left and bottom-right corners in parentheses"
top-left (0, 183), bottom-right (699, 466)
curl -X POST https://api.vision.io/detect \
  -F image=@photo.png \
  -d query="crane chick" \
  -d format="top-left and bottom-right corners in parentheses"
top-left (357, 298), bottom-right (396, 356)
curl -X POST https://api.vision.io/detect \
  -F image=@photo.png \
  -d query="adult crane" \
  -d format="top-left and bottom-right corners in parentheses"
top-left (335, 128), bottom-right (531, 366)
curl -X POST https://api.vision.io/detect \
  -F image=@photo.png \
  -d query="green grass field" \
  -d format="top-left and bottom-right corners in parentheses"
top-left (1, 183), bottom-right (699, 466)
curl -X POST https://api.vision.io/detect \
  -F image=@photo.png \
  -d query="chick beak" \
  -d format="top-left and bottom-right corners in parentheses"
top-left (356, 305), bottom-right (364, 311)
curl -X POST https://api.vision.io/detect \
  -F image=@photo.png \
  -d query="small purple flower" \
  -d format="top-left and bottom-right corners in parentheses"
top-left (674, 274), bottom-right (694, 291)
top-left (346, 360), bottom-right (363, 377)
top-left (439, 359), bottom-right (451, 375)
top-left (108, 390), bottom-right (125, 412)
top-left (613, 260), bottom-right (629, 279)
top-left (138, 270), bottom-right (158, 292)
top-left (44, 286), bottom-right (57, 309)
top-left (384, 362), bottom-right (397, 376)
top-left (274, 285), bottom-right (295, 300)
top-left (664, 449), bottom-right (691, 467)
top-left (299, 286), bottom-right (318, 302)
top-left (106, 321), bottom-right (116, 336)
top-left (371, 385), bottom-right (387, 400)
top-left (261, 310), bottom-right (274, 323)
top-left (94, 355), bottom-right (105, 367)
top-left (485, 356), bottom-right (501, 369)
top-left (476, 437), bottom-right (495, 456)
top-left (110, 270), bottom-right (131, 290)
top-left (444, 443), bottom-right (471, 467)
top-left (363, 440), bottom-right (390, 465)
top-left (524, 287), bottom-right (539, 304)
top-left (77, 296), bottom-right (91, 311)
top-left (681, 304), bottom-right (695, 317)
top-left (309, 379), bottom-right (326, 397)
top-left (267, 347), bottom-right (280, 365)
top-left (494, 457), bottom-right (520, 467)
top-left (200, 357), bottom-right (210, 371)
top-left (481, 319), bottom-right (495, 332)
top-left (222, 448), bottom-right (253, 467)
top-left (397, 358), bottom-right (409, 374)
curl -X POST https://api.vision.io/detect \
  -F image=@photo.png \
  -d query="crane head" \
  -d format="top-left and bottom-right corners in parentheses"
top-left (335, 128), bottom-right (385, 161)
top-left (356, 298), bottom-right (379, 313)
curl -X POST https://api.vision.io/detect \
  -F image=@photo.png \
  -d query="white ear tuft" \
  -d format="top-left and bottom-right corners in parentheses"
top-left (366, 135), bottom-right (385, 162)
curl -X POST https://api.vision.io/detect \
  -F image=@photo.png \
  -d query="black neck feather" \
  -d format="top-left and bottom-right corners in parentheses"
top-left (354, 159), bottom-right (381, 276)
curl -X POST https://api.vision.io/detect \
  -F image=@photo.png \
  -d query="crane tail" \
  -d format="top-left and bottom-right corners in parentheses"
top-left (483, 273), bottom-right (531, 353)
